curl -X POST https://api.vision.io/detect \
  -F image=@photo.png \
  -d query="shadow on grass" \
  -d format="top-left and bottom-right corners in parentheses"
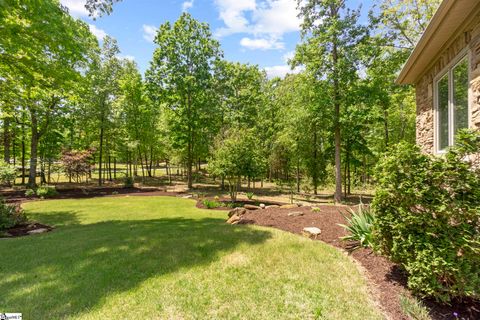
top-left (0, 215), bottom-right (272, 318)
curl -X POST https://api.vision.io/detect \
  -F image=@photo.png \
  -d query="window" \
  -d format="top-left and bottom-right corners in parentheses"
top-left (435, 56), bottom-right (469, 152)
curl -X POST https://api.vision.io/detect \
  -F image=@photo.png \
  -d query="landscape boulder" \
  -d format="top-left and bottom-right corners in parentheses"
top-left (226, 214), bottom-right (242, 225)
top-left (244, 204), bottom-right (261, 210)
top-left (302, 227), bottom-right (321, 239)
top-left (287, 211), bottom-right (304, 217)
top-left (259, 203), bottom-right (266, 209)
top-left (27, 228), bottom-right (49, 235)
top-left (265, 205), bottom-right (279, 209)
top-left (228, 207), bottom-right (247, 218)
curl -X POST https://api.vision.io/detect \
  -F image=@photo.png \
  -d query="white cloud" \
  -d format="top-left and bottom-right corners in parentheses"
top-left (60, 0), bottom-right (89, 17)
top-left (142, 24), bottom-right (157, 43)
top-left (182, 0), bottom-right (194, 11)
top-left (214, 0), bottom-right (257, 36)
top-left (214, 0), bottom-right (301, 51)
top-left (240, 37), bottom-right (284, 50)
top-left (252, 0), bottom-right (301, 36)
top-left (88, 24), bottom-right (107, 40)
top-left (264, 65), bottom-right (302, 79)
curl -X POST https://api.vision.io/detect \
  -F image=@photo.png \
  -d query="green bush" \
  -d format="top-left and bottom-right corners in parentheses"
top-left (0, 198), bottom-right (27, 230)
top-left (124, 176), bottom-right (134, 188)
top-left (372, 131), bottom-right (480, 302)
top-left (25, 189), bottom-right (36, 198)
top-left (36, 186), bottom-right (58, 198)
top-left (0, 161), bottom-right (16, 186)
top-left (339, 204), bottom-right (375, 250)
top-left (202, 199), bottom-right (221, 209)
top-left (246, 192), bottom-right (254, 200)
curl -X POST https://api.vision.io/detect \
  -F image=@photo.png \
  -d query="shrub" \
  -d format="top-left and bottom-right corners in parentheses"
top-left (311, 207), bottom-right (321, 213)
top-left (124, 176), bottom-right (134, 188)
top-left (0, 199), bottom-right (27, 230)
top-left (246, 192), bottom-right (254, 200)
top-left (372, 132), bottom-right (480, 302)
top-left (339, 204), bottom-right (375, 250)
top-left (202, 199), bottom-right (221, 209)
top-left (25, 189), bottom-right (36, 198)
top-left (0, 161), bottom-right (16, 186)
top-left (36, 186), bottom-right (58, 198)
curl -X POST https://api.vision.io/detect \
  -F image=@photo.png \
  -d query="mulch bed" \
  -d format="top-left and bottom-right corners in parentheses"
top-left (1, 223), bottom-right (53, 238)
top-left (237, 205), bottom-right (480, 320)
top-left (1, 187), bottom-right (183, 204)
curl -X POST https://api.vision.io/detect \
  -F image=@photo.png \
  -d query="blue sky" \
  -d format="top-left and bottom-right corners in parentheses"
top-left (61, 0), bottom-right (374, 78)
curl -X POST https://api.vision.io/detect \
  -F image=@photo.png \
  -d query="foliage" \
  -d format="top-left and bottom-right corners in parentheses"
top-left (202, 199), bottom-right (221, 209)
top-left (124, 176), bottom-right (134, 188)
top-left (399, 294), bottom-right (431, 320)
top-left (311, 207), bottom-right (321, 213)
top-left (60, 149), bottom-right (95, 183)
top-left (0, 199), bottom-right (27, 230)
top-left (0, 161), bottom-right (16, 186)
top-left (36, 186), bottom-right (58, 198)
top-left (209, 128), bottom-right (265, 202)
top-left (146, 13), bottom-right (222, 189)
top-left (372, 131), bottom-right (480, 302)
top-left (246, 192), bottom-right (254, 200)
top-left (339, 204), bottom-right (375, 250)
top-left (25, 189), bottom-right (36, 198)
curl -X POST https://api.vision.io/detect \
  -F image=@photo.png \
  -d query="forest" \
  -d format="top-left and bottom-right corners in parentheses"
top-left (0, 0), bottom-right (441, 202)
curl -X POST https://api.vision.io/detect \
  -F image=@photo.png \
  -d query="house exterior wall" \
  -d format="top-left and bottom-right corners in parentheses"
top-left (415, 17), bottom-right (480, 154)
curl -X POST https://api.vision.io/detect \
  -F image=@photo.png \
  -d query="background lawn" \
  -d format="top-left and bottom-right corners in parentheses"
top-left (0, 196), bottom-right (382, 319)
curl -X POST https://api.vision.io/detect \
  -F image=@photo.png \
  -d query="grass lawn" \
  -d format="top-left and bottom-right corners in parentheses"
top-left (0, 196), bottom-right (382, 319)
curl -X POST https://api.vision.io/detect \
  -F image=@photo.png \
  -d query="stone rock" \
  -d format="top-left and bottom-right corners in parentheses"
top-left (228, 207), bottom-right (247, 218)
top-left (280, 204), bottom-right (300, 209)
top-left (226, 214), bottom-right (241, 225)
top-left (27, 228), bottom-right (49, 235)
top-left (244, 204), bottom-right (261, 210)
top-left (302, 227), bottom-right (321, 239)
top-left (182, 194), bottom-right (193, 199)
top-left (259, 203), bottom-right (266, 209)
top-left (265, 205), bottom-right (279, 209)
top-left (288, 211), bottom-right (304, 217)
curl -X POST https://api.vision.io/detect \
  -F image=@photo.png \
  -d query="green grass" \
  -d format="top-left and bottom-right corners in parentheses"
top-left (0, 196), bottom-right (382, 319)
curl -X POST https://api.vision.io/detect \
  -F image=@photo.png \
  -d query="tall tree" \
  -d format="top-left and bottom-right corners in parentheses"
top-left (0, 0), bottom-right (96, 187)
top-left (85, 37), bottom-right (121, 185)
top-left (146, 13), bottom-right (222, 189)
top-left (295, 0), bottom-right (368, 202)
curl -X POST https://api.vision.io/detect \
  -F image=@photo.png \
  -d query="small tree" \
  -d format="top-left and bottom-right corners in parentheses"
top-left (209, 129), bottom-right (264, 202)
top-left (60, 149), bottom-right (95, 183)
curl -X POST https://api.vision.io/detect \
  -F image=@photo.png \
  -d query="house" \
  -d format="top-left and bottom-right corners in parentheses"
top-left (397, 0), bottom-right (480, 154)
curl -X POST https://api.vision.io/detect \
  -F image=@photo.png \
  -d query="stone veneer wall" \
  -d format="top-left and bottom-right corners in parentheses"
top-left (415, 15), bottom-right (480, 154)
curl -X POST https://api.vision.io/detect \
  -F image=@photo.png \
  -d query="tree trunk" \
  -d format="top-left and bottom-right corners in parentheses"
top-left (27, 111), bottom-right (38, 187)
top-left (98, 126), bottom-right (104, 186)
top-left (3, 117), bottom-right (10, 163)
top-left (332, 30), bottom-right (342, 203)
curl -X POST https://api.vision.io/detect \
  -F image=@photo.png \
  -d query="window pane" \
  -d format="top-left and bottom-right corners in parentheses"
top-left (453, 58), bottom-right (469, 137)
top-left (437, 74), bottom-right (449, 150)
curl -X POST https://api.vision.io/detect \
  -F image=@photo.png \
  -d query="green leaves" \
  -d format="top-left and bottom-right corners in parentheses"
top-left (372, 133), bottom-right (480, 302)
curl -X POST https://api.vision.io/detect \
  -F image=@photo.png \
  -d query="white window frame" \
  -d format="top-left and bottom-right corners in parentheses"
top-left (433, 49), bottom-right (471, 154)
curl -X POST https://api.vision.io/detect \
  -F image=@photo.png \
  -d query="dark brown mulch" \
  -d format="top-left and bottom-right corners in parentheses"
top-left (2, 223), bottom-right (53, 238)
top-left (238, 205), bottom-right (480, 320)
top-left (1, 187), bottom-right (184, 204)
